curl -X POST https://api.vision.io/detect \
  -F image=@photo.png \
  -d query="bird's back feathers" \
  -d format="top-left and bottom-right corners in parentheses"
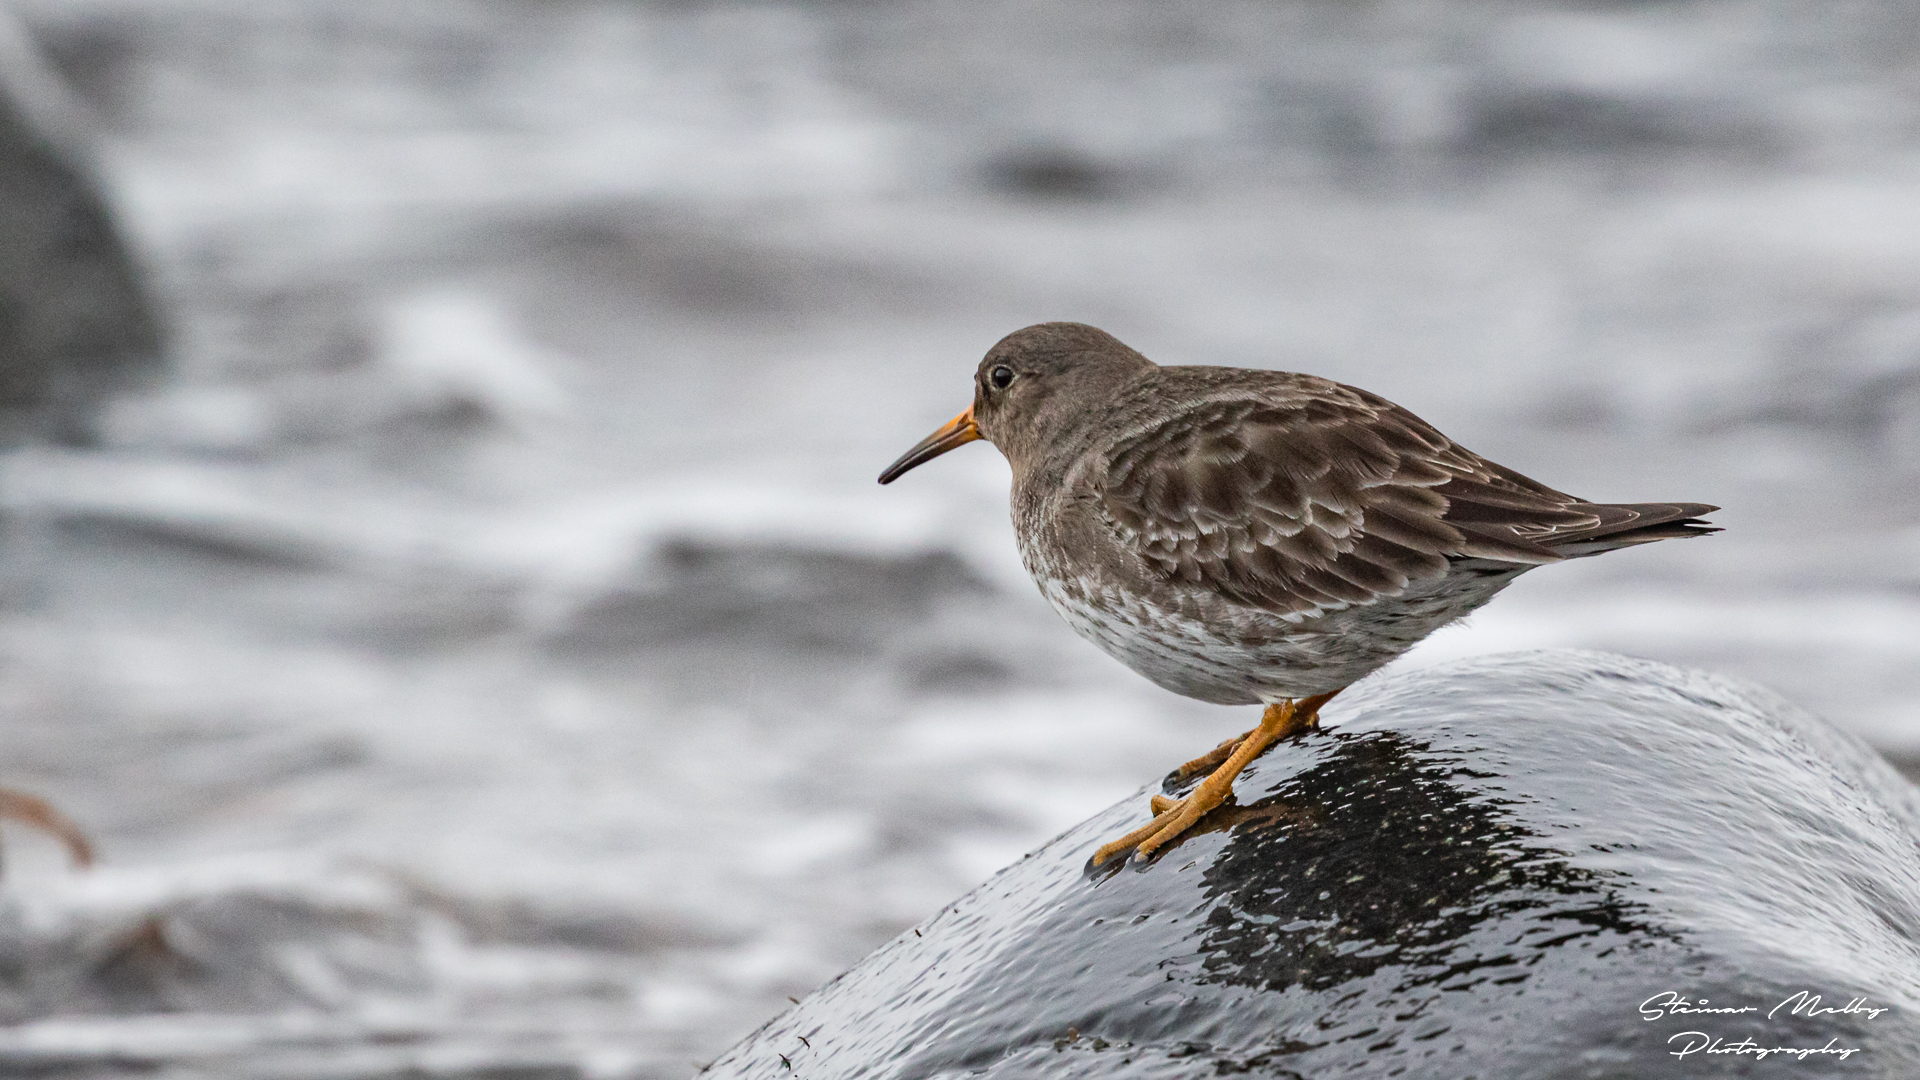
top-left (1094, 367), bottom-right (1716, 618)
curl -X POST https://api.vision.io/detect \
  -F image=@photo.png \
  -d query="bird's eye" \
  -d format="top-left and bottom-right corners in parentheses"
top-left (989, 365), bottom-right (1016, 390)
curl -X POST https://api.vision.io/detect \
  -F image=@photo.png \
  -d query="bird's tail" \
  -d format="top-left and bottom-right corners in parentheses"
top-left (1542, 502), bottom-right (1720, 558)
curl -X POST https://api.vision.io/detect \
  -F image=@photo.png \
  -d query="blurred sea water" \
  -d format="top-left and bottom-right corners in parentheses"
top-left (3, 1), bottom-right (1920, 1076)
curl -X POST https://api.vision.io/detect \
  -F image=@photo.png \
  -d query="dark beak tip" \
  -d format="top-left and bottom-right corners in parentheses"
top-left (876, 452), bottom-right (923, 485)
top-left (877, 408), bottom-right (981, 488)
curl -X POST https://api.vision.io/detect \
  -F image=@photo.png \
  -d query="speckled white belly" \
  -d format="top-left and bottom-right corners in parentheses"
top-left (1028, 558), bottom-right (1527, 706)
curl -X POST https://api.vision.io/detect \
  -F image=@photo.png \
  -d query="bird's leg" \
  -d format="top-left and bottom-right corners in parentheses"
top-left (1093, 689), bottom-right (1340, 867)
top-left (1172, 733), bottom-right (1249, 782)
top-left (1093, 701), bottom-right (1302, 867)
top-left (1148, 729), bottom-right (1267, 812)
top-left (1170, 687), bottom-right (1345, 784)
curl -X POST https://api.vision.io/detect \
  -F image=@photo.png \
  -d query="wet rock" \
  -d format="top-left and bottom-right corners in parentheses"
top-left (707, 651), bottom-right (1920, 1078)
top-left (0, 15), bottom-right (163, 444)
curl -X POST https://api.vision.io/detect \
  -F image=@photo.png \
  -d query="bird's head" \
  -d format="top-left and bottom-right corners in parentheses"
top-left (878, 322), bottom-right (1154, 484)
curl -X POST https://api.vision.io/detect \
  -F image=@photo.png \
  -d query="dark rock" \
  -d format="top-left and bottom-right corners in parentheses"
top-left (0, 18), bottom-right (164, 445)
top-left (706, 651), bottom-right (1920, 1078)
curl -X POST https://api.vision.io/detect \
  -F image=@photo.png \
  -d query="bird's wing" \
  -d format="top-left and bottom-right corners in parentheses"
top-left (1098, 383), bottom-right (1615, 617)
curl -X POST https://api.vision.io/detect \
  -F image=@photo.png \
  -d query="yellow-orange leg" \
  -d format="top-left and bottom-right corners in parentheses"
top-left (1092, 689), bottom-right (1340, 867)
top-left (1173, 733), bottom-right (1247, 782)
top-left (1169, 684), bottom-right (1344, 781)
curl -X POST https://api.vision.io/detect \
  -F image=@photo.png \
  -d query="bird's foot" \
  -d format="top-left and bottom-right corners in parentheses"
top-left (1093, 759), bottom-right (1253, 868)
top-left (1094, 690), bottom-right (1340, 868)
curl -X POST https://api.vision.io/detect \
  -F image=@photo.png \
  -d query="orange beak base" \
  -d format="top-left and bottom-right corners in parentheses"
top-left (877, 407), bottom-right (982, 484)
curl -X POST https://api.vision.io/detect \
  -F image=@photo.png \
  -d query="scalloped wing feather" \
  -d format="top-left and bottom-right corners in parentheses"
top-left (1099, 382), bottom-right (1710, 618)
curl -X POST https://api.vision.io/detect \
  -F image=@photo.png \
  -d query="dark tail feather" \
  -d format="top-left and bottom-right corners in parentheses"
top-left (1546, 502), bottom-right (1720, 557)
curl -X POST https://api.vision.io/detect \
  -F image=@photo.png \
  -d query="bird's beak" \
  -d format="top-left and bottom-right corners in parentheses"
top-left (878, 406), bottom-right (982, 484)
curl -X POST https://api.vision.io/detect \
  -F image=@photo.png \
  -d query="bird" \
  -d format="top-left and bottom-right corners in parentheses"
top-left (878, 322), bottom-right (1718, 867)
